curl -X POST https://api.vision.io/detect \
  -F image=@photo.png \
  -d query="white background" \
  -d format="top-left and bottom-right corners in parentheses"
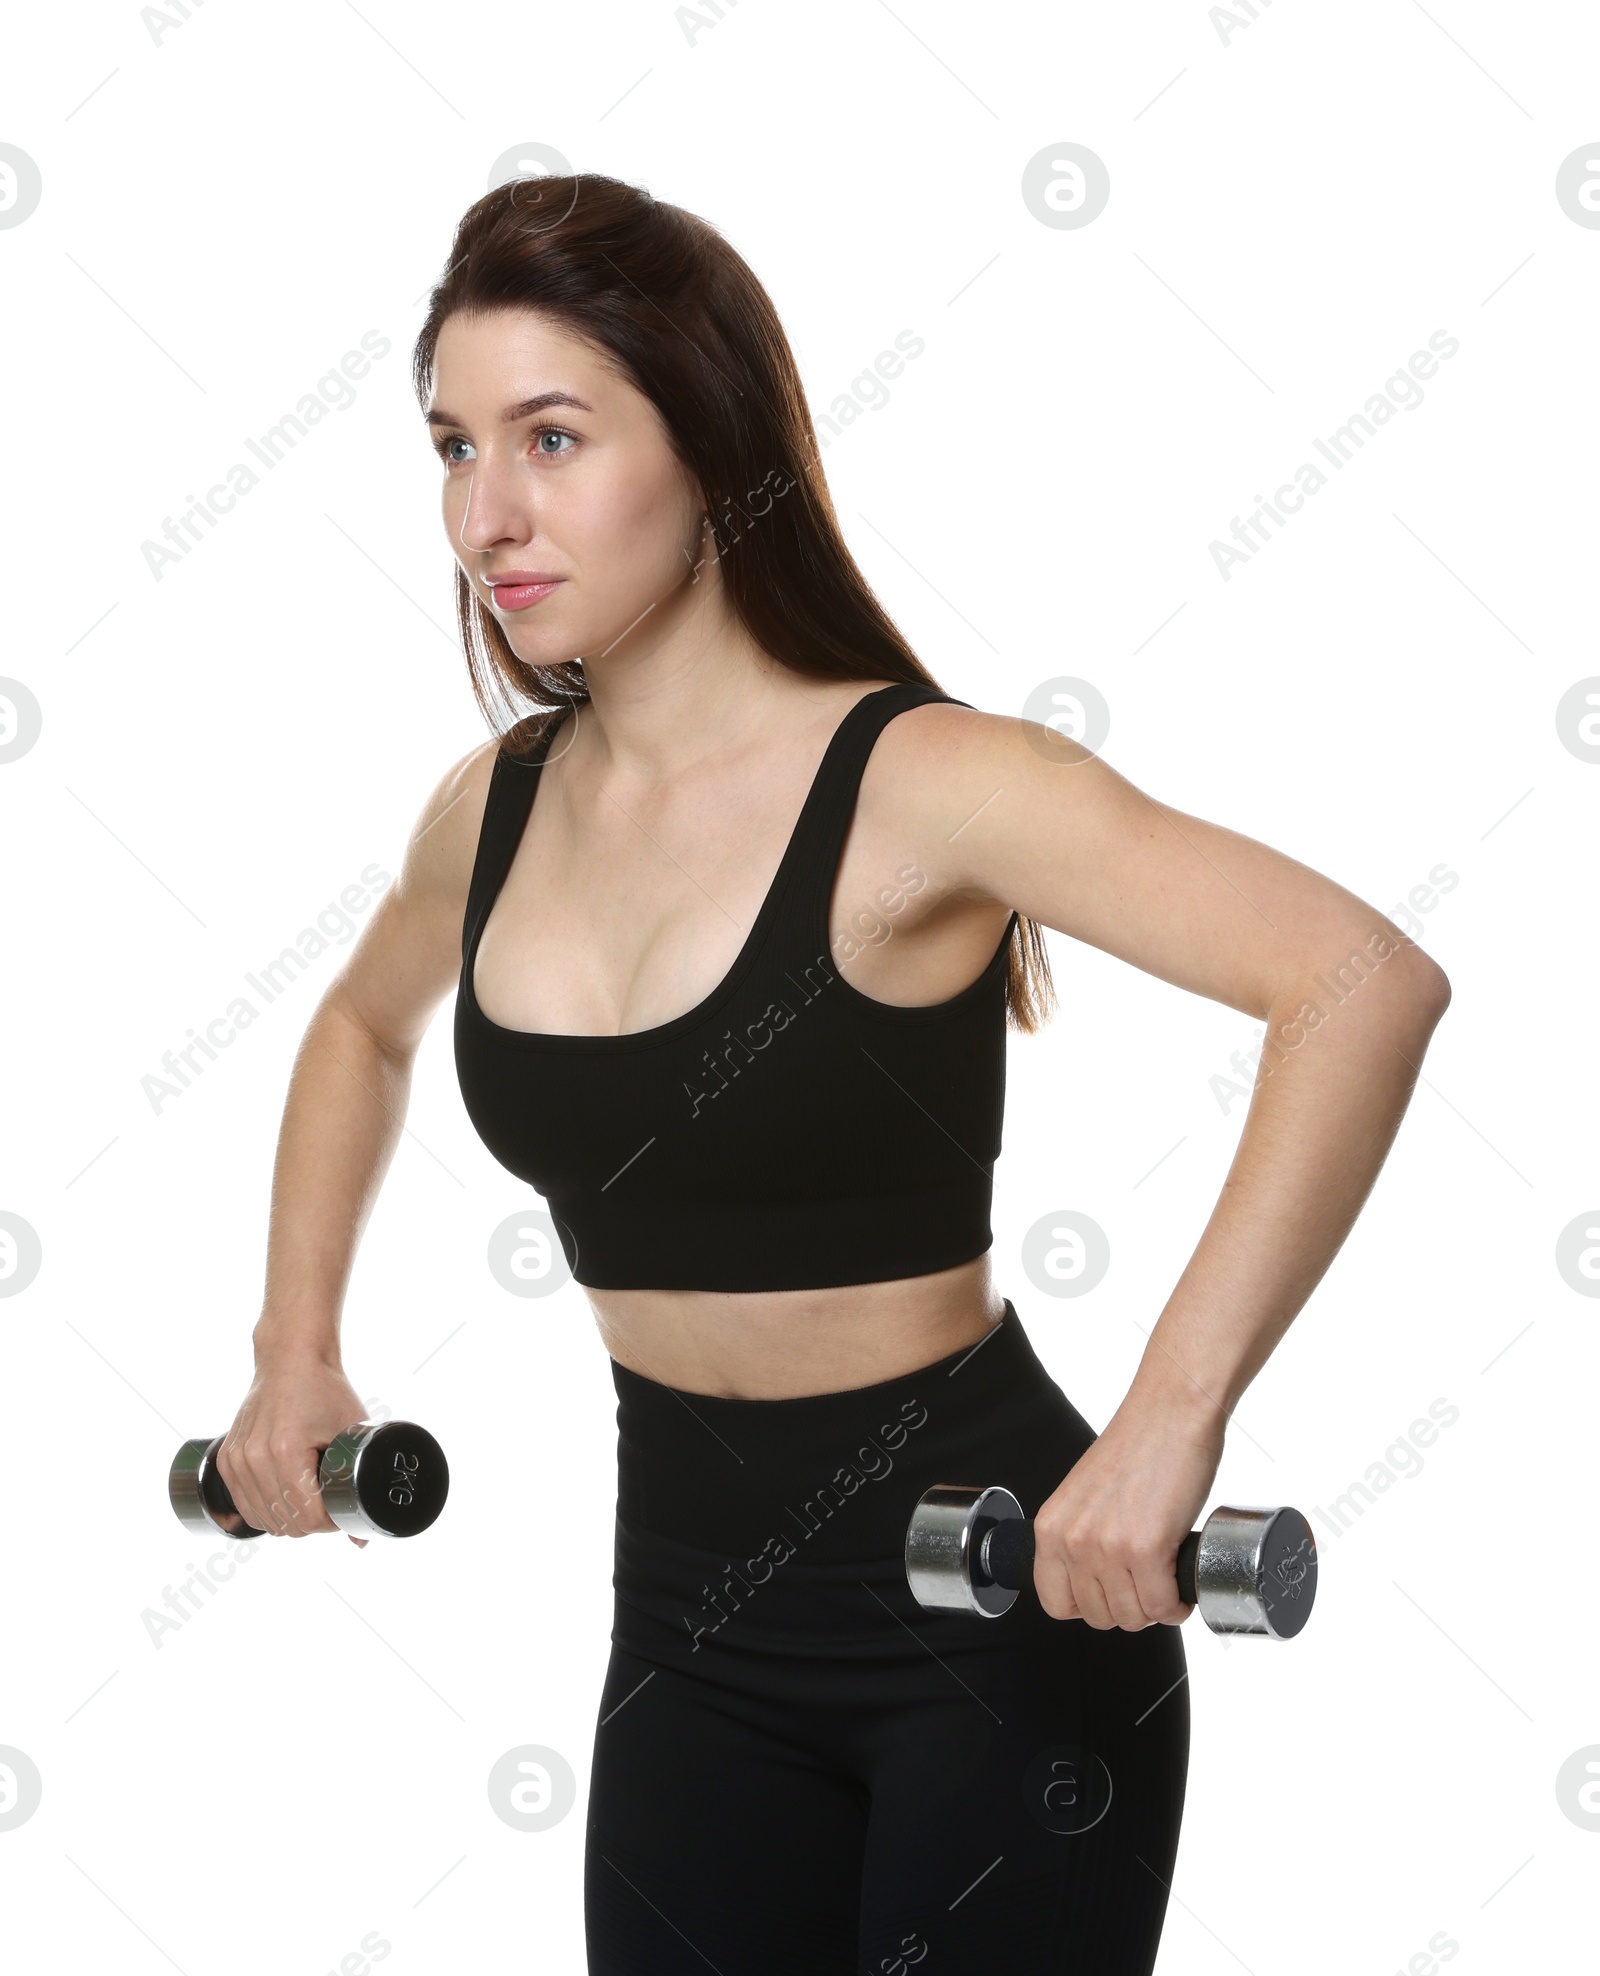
top-left (4, 2), bottom-right (1596, 1969)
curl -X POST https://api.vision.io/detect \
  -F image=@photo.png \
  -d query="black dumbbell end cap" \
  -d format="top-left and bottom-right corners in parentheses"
top-left (1257, 1507), bottom-right (1317, 1639)
top-left (321, 1420), bottom-right (449, 1538)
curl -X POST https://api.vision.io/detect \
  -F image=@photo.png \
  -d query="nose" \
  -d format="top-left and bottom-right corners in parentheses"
top-left (452, 448), bottom-right (537, 561)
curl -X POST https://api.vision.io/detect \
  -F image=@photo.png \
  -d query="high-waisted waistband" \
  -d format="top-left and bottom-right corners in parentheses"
top-left (609, 1299), bottom-right (1091, 1564)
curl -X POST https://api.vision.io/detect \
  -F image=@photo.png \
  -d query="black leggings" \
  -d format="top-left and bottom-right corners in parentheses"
top-left (585, 1301), bottom-right (1190, 1973)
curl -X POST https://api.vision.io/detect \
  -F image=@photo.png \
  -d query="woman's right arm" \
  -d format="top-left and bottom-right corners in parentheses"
top-left (216, 736), bottom-right (501, 1542)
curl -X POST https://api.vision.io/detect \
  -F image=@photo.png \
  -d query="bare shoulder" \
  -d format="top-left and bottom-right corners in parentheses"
top-left (869, 695), bottom-right (1451, 1022)
top-left (402, 732), bottom-right (505, 896)
top-left (866, 689), bottom-right (1251, 933)
top-left (321, 732), bottom-right (507, 1057)
top-left (860, 697), bottom-right (1045, 895)
top-left (373, 729), bottom-right (510, 921)
top-left (871, 695), bottom-right (1038, 786)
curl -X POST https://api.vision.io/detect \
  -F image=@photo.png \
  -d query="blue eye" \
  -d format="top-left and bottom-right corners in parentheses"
top-left (433, 424), bottom-right (577, 465)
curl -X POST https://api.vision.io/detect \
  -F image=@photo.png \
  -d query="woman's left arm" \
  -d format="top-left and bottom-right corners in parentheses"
top-left (915, 705), bottom-right (1453, 1632)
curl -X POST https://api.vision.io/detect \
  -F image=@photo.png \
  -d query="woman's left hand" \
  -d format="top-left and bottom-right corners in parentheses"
top-left (1030, 1395), bottom-right (1227, 1630)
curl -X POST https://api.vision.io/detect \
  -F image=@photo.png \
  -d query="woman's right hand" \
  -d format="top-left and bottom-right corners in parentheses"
top-left (214, 1355), bottom-right (374, 1547)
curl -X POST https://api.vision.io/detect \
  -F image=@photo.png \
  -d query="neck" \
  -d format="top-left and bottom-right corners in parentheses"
top-left (571, 590), bottom-right (832, 788)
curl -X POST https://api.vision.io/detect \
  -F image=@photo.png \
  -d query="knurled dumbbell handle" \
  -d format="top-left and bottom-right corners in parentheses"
top-left (983, 1517), bottom-right (1202, 1605)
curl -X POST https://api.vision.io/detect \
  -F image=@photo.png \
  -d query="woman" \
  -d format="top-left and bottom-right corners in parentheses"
top-left (217, 174), bottom-right (1450, 1971)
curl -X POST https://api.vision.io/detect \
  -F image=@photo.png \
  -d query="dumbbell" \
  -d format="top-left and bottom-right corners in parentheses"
top-left (904, 1483), bottom-right (1316, 1639)
top-left (169, 1419), bottom-right (449, 1540)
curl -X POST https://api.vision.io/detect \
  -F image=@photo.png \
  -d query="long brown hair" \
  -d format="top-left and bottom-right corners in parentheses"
top-left (412, 172), bottom-right (1054, 1032)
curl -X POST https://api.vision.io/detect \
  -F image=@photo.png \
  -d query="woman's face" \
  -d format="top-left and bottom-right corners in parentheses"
top-left (427, 307), bottom-right (709, 666)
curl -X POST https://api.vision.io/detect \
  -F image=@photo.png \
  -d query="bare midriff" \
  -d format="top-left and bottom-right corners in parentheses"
top-left (589, 1253), bottom-right (1006, 1399)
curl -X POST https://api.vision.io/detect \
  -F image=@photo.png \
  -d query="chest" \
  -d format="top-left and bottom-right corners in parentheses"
top-left (471, 764), bottom-right (955, 1039)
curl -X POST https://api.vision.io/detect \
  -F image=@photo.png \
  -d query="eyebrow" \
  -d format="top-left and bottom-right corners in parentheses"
top-left (424, 390), bottom-right (595, 428)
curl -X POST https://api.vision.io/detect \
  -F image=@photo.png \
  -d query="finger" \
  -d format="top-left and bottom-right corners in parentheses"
top-left (1038, 1571), bottom-right (1081, 1622)
top-left (1100, 1564), bottom-right (1156, 1632)
top-left (1068, 1570), bottom-right (1118, 1631)
top-left (245, 1446), bottom-right (306, 1533)
top-left (213, 1442), bottom-right (249, 1531)
top-left (252, 1456), bottom-right (302, 1536)
top-left (1029, 1544), bottom-right (1081, 1622)
top-left (253, 1472), bottom-right (296, 1536)
top-left (222, 1441), bottom-right (275, 1536)
top-left (284, 1467), bottom-right (326, 1538)
top-left (1133, 1557), bottom-right (1190, 1626)
top-left (348, 1534), bottom-right (369, 1548)
top-left (262, 1445), bottom-right (338, 1538)
top-left (243, 1454), bottom-right (305, 1538)
top-left (276, 1457), bottom-right (337, 1538)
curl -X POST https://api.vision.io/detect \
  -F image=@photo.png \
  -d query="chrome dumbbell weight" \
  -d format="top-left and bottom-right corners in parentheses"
top-left (169, 1419), bottom-right (450, 1541)
top-left (904, 1483), bottom-right (1317, 1638)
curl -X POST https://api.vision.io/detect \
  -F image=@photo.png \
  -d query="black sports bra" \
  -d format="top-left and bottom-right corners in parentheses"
top-left (454, 681), bottom-right (1017, 1292)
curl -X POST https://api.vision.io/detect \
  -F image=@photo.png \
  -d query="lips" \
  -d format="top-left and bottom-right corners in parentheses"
top-left (487, 574), bottom-right (564, 612)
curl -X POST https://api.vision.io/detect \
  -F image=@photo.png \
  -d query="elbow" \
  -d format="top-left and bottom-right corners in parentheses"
top-left (1415, 953), bottom-right (1452, 1017)
top-left (1398, 947), bottom-right (1452, 1034)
